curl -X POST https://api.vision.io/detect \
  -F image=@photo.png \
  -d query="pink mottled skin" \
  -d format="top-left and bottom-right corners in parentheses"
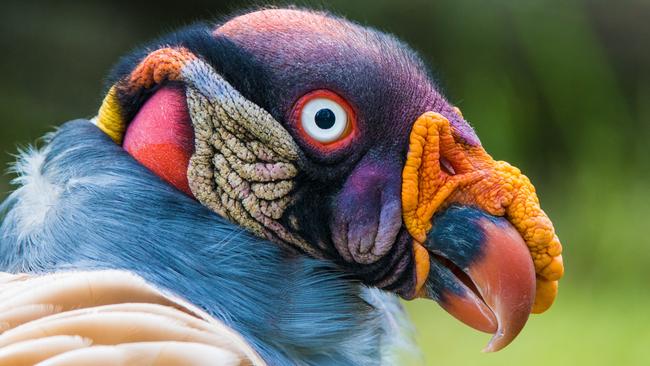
top-left (123, 87), bottom-right (195, 196)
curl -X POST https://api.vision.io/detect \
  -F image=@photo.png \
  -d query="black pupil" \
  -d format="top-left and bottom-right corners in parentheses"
top-left (314, 108), bottom-right (336, 130)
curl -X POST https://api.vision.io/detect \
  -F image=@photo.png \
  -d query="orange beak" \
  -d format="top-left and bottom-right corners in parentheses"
top-left (402, 111), bottom-right (564, 351)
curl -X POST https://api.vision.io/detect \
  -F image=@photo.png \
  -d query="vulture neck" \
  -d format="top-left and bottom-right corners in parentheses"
top-left (0, 120), bottom-right (407, 365)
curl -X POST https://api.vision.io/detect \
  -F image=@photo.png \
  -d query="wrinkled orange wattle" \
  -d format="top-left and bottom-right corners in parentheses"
top-left (402, 111), bottom-right (564, 314)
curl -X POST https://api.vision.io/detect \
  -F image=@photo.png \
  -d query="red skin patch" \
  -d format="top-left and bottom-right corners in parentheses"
top-left (290, 89), bottom-right (358, 154)
top-left (123, 86), bottom-right (195, 196)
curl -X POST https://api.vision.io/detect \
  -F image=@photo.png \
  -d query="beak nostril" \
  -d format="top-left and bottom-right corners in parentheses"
top-left (440, 157), bottom-right (456, 176)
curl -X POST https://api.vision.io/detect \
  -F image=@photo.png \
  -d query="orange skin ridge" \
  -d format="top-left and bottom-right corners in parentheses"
top-left (402, 111), bottom-right (564, 314)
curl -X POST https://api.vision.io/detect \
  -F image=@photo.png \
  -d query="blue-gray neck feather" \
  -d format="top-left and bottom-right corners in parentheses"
top-left (0, 120), bottom-right (407, 365)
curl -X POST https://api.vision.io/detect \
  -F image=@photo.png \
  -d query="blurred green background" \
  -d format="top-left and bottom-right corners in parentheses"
top-left (1, 0), bottom-right (648, 365)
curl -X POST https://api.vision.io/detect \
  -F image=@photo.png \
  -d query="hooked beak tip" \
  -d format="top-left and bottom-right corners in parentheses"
top-left (417, 207), bottom-right (536, 352)
top-left (474, 216), bottom-right (536, 351)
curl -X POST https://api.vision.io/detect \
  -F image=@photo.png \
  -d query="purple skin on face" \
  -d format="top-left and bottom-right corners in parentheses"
top-left (332, 158), bottom-right (403, 265)
top-left (215, 9), bottom-right (480, 151)
top-left (104, 8), bottom-right (485, 293)
top-left (330, 157), bottom-right (416, 294)
top-left (211, 10), bottom-right (481, 291)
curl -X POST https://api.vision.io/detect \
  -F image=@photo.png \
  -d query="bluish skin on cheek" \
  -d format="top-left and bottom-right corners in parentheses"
top-left (423, 205), bottom-right (506, 298)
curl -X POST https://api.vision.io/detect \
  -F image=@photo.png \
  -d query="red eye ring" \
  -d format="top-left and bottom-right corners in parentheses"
top-left (290, 89), bottom-right (357, 153)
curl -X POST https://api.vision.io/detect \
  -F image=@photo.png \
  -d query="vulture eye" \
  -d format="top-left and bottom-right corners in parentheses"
top-left (292, 90), bottom-right (356, 150)
top-left (301, 98), bottom-right (346, 142)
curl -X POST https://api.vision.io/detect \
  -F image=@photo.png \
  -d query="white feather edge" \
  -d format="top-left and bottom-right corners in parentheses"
top-left (361, 287), bottom-right (419, 365)
top-left (6, 146), bottom-right (62, 241)
top-left (0, 270), bottom-right (266, 366)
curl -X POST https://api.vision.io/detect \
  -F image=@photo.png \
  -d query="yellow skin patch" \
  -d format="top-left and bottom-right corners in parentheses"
top-left (413, 242), bottom-right (431, 295)
top-left (402, 112), bottom-right (564, 314)
top-left (96, 86), bottom-right (125, 144)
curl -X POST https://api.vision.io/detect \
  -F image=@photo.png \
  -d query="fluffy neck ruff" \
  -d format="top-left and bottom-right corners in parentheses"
top-left (0, 120), bottom-right (409, 365)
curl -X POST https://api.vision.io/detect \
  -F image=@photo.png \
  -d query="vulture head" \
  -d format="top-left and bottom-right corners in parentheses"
top-left (1, 8), bottom-right (564, 360)
top-left (94, 8), bottom-right (564, 351)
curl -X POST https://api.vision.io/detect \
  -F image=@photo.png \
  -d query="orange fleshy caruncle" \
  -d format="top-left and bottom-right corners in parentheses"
top-left (402, 111), bottom-right (564, 314)
top-left (127, 47), bottom-right (196, 91)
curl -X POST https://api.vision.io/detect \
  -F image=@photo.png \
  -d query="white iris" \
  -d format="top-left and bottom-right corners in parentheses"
top-left (300, 98), bottom-right (348, 143)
